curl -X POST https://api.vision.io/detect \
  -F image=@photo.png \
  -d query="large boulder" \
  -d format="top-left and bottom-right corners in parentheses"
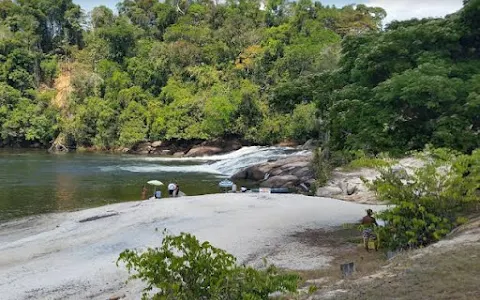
top-left (130, 141), bottom-right (153, 154)
top-left (199, 138), bottom-right (243, 153)
top-left (151, 141), bottom-right (163, 148)
top-left (185, 146), bottom-right (223, 157)
top-left (231, 154), bottom-right (314, 190)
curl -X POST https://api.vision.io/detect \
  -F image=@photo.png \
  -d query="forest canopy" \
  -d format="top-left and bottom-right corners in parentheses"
top-left (0, 0), bottom-right (478, 154)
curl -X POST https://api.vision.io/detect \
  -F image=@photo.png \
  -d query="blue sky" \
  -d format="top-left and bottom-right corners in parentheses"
top-left (74, 0), bottom-right (463, 24)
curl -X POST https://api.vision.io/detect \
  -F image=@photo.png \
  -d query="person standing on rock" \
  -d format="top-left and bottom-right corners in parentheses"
top-left (141, 185), bottom-right (148, 200)
top-left (361, 209), bottom-right (378, 252)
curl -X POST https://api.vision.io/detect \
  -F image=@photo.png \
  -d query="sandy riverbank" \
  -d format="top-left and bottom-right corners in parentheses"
top-left (0, 193), bottom-right (385, 300)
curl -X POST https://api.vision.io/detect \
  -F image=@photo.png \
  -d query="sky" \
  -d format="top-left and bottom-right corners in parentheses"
top-left (74, 0), bottom-right (464, 25)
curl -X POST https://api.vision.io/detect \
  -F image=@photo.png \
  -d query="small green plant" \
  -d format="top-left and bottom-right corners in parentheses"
top-left (117, 231), bottom-right (300, 300)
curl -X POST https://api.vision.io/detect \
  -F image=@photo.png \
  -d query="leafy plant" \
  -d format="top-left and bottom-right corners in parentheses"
top-left (365, 148), bottom-right (480, 250)
top-left (117, 232), bottom-right (300, 300)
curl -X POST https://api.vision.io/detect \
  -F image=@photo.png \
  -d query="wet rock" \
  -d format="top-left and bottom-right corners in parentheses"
top-left (231, 154), bottom-right (313, 190)
top-left (261, 175), bottom-right (299, 188)
top-left (185, 146), bottom-right (223, 157)
top-left (173, 151), bottom-right (185, 157)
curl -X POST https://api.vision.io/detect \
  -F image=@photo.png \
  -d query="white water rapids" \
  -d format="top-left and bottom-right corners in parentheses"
top-left (100, 146), bottom-right (311, 177)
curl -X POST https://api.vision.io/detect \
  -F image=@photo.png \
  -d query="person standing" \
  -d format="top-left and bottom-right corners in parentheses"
top-left (141, 185), bottom-right (148, 200)
top-left (168, 182), bottom-right (176, 197)
top-left (361, 209), bottom-right (379, 252)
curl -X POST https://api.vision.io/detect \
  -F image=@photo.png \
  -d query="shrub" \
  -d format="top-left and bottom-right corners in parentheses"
top-left (365, 148), bottom-right (480, 250)
top-left (117, 232), bottom-right (300, 300)
top-left (312, 148), bottom-right (332, 187)
top-left (287, 103), bottom-right (318, 143)
top-left (345, 150), bottom-right (396, 170)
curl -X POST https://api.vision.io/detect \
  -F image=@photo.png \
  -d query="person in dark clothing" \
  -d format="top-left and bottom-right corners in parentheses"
top-left (174, 183), bottom-right (180, 197)
top-left (361, 209), bottom-right (378, 251)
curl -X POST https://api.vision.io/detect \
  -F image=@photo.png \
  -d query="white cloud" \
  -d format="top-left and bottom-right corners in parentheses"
top-left (365, 0), bottom-right (464, 25)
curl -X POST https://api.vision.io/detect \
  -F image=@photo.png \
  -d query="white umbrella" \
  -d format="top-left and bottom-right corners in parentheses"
top-left (147, 180), bottom-right (164, 186)
top-left (147, 180), bottom-right (164, 199)
top-left (219, 179), bottom-right (233, 188)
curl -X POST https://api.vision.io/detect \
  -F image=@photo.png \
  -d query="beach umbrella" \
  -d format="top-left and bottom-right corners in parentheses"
top-left (147, 180), bottom-right (164, 186)
top-left (147, 180), bottom-right (164, 199)
top-left (219, 179), bottom-right (233, 188)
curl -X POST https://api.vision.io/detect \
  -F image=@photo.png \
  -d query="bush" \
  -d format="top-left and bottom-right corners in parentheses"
top-left (287, 103), bottom-right (318, 143)
top-left (117, 232), bottom-right (300, 300)
top-left (312, 148), bottom-right (331, 187)
top-left (345, 150), bottom-right (396, 170)
top-left (365, 148), bottom-right (480, 250)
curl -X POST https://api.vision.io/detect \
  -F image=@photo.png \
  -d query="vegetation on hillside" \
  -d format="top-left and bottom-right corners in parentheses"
top-left (0, 0), bottom-right (381, 149)
top-left (0, 0), bottom-right (478, 153)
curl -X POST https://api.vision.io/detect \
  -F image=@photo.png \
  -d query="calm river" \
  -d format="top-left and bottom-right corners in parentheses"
top-left (0, 147), bottom-right (305, 222)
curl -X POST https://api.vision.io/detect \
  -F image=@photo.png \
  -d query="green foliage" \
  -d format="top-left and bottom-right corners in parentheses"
top-left (117, 232), bottom-right (300, 300)
top-left (326, 5), bottom-right (480, 154)
top-left (3, 0), bottom-right (478, 155)
top-left (40, 56), bottom-right (59, 87)
top-left (365, 148), bottom-right (480, 250)
top-left (288, 102), bottom-right (318, 143)
top-left (58, 0), bottom-right (386, 149)
top-left (345, 150), bottom-right (397, 170)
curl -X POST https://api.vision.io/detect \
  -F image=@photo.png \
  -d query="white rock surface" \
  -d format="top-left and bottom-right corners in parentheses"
top-left (0, 193), bottom-right (383, 300)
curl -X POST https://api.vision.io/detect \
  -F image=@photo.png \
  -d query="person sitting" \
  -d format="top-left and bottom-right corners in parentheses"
top-left (361, 209), bottom-right (378, 252)
top-left (154, 190), bottom-right (161, 199)
top-left (168, 183), bottom-right (176, 197)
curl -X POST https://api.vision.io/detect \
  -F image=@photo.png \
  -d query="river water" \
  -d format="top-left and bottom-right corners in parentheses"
top-left (0, 147), bottom-right (309, 222)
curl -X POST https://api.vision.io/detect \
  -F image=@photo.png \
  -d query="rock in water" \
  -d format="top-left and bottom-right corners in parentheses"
top-left (185, 146), bottom-right (223, 157)
top-left (231, 154), bottom-right (314, 190)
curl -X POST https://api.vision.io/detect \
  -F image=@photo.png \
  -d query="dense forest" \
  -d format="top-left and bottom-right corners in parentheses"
top-left (0, 0), bottom-right (478, 154)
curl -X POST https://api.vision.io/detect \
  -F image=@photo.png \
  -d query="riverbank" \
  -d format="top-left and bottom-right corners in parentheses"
top-left (0, 193), bottom-right (384, 300)
top-left (307, 217), bottom-right (480, 299)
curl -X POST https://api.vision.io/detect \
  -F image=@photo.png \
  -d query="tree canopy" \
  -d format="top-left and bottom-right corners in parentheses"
top-left (0, 0), bottom-right (478, 154)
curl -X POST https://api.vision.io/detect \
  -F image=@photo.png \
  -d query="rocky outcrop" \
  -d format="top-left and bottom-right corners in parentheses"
top-left (231, 155), bottom-right (314, 190)
top-left (316, 157), bottom-right (424, 204)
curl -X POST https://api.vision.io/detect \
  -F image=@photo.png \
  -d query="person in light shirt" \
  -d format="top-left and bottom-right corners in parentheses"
top-left (168, 183), bottom-right (176, 197)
